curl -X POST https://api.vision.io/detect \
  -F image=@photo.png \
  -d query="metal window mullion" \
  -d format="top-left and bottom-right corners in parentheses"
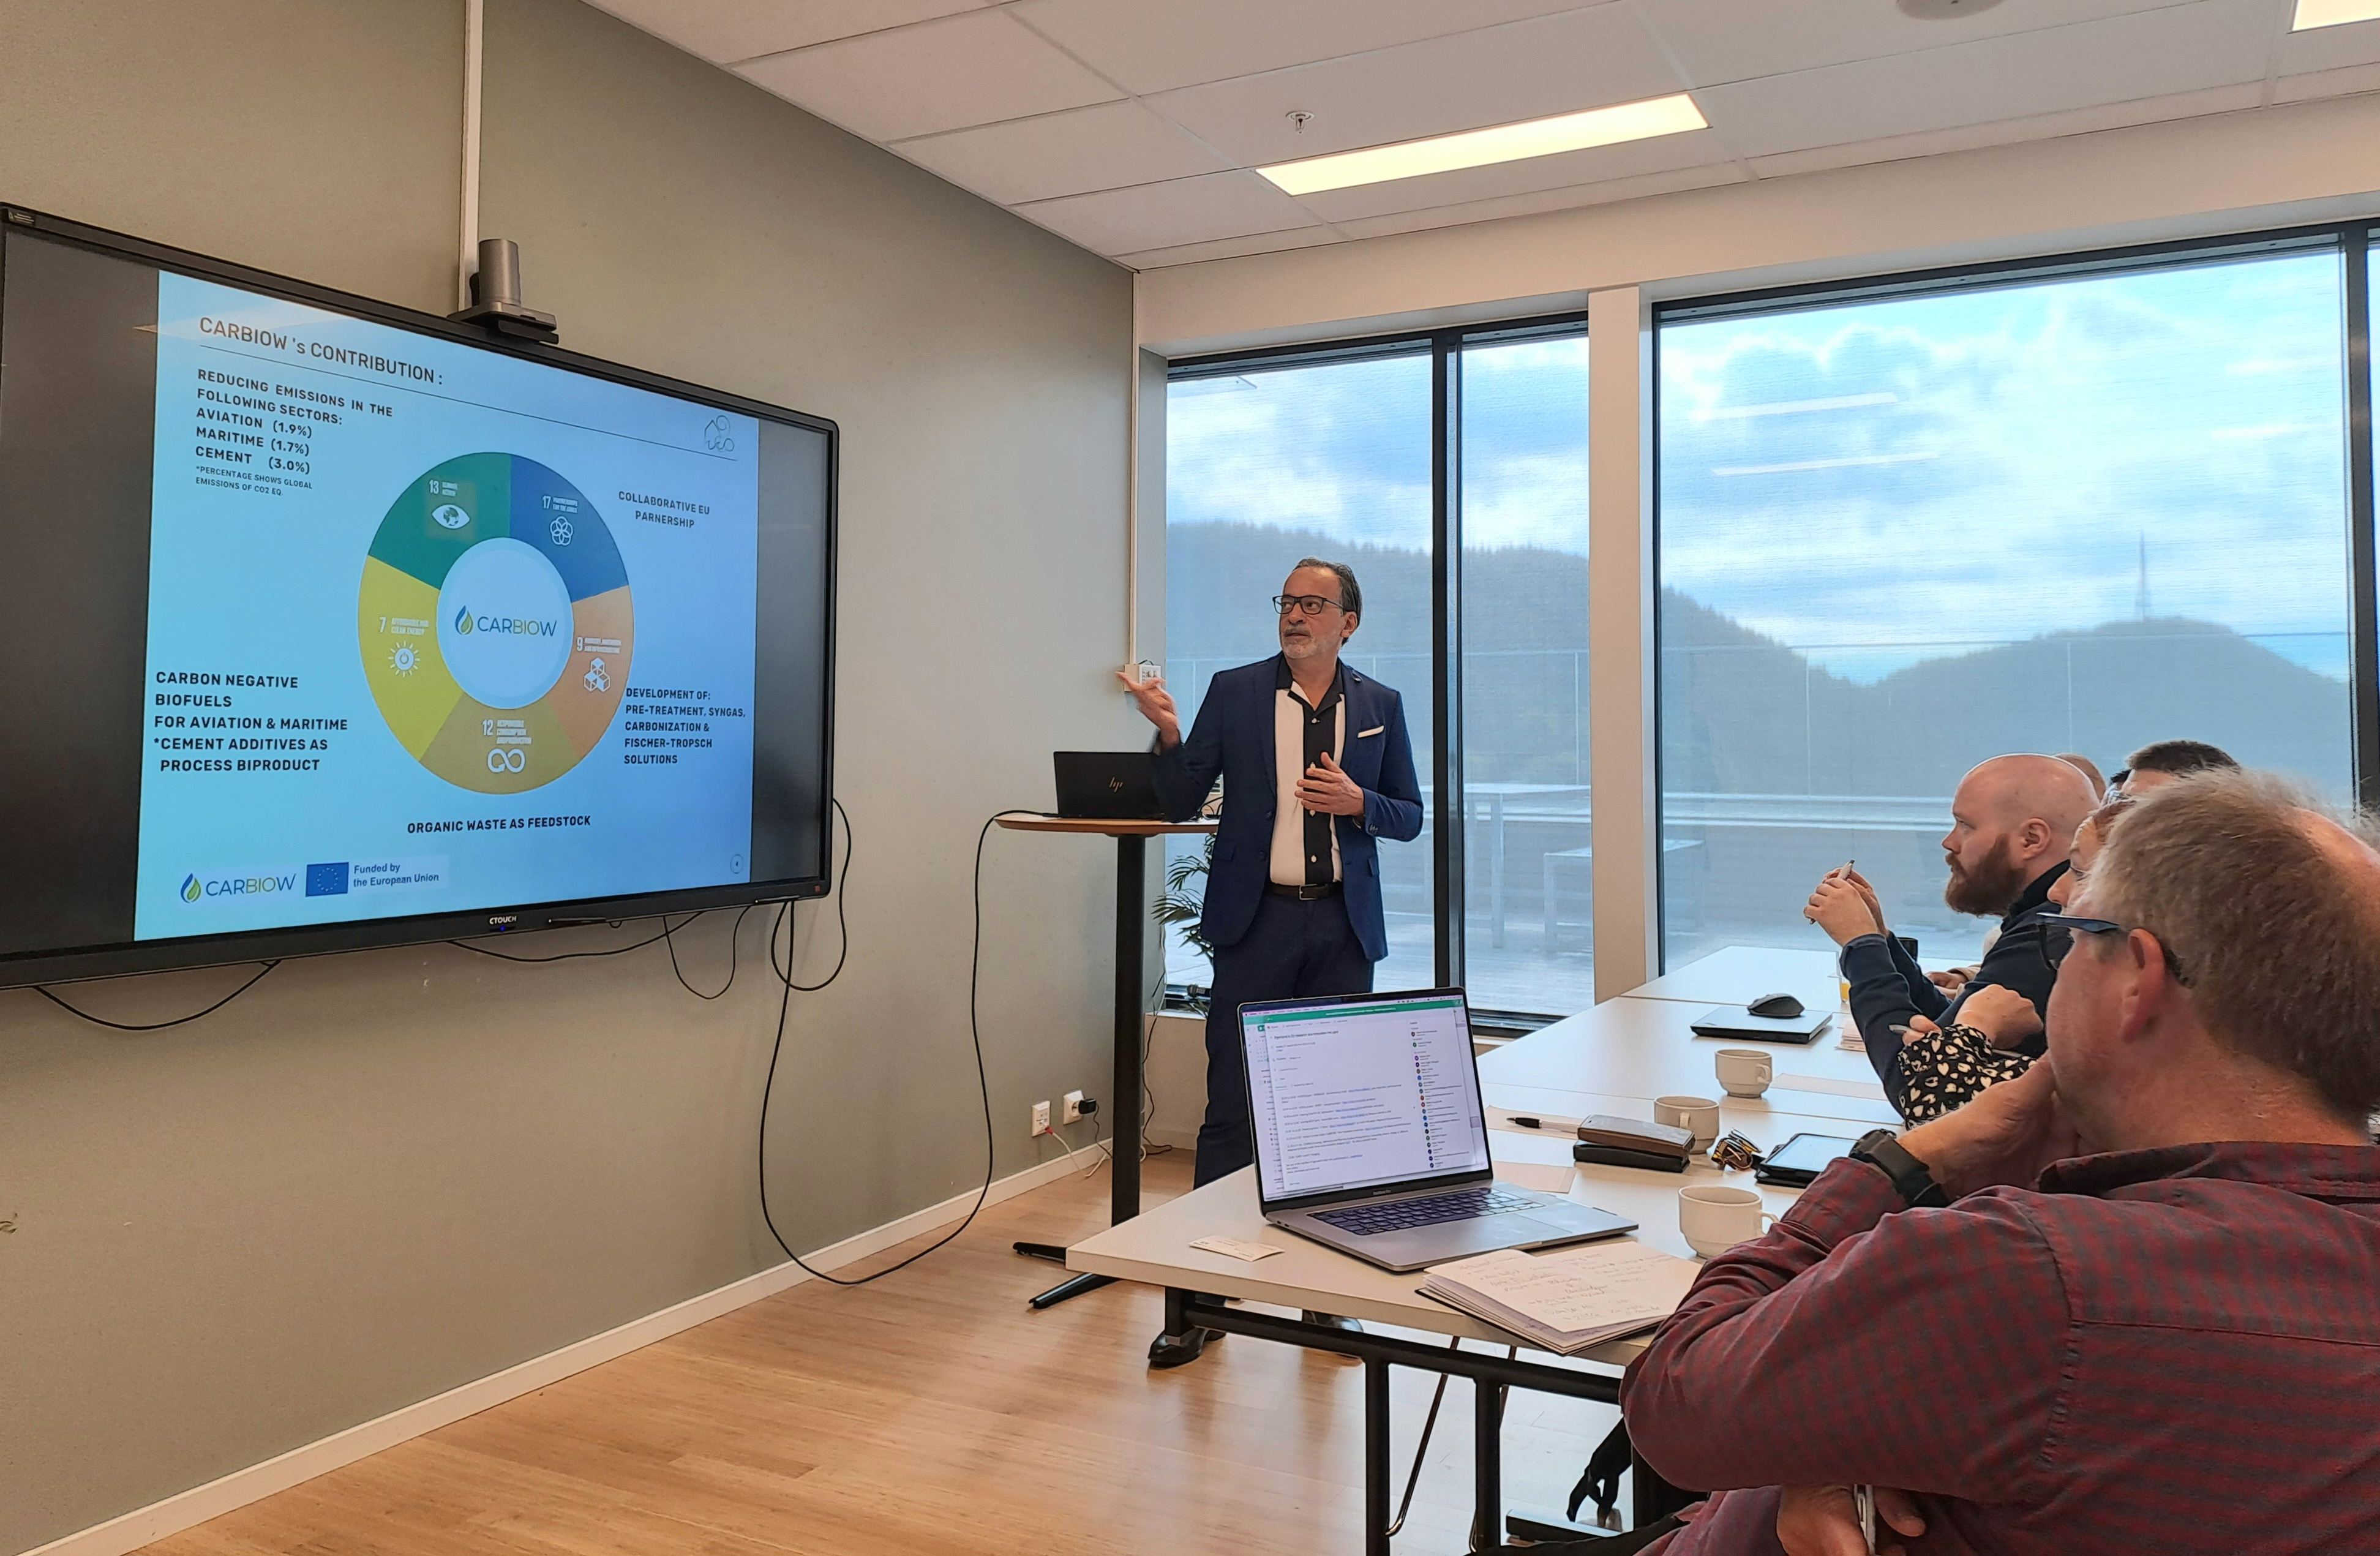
top-left (2345, 227), bottom-right (2379, 810)
top-left (1433, 336), bottom-right (1465, 988)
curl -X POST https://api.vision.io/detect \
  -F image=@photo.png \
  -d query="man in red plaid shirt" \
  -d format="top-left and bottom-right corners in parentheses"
top-left (1620, 770), bottom-right (2380, 1556)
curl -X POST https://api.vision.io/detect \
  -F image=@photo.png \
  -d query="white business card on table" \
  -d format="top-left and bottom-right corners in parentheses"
top-left (1493, 1160), bottom-right (1579, 1193)
top-left (1191, 1235), bottom-right (1283, 1262)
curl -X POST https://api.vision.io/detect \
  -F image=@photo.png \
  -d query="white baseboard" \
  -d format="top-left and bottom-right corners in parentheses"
top-left (24, 1149), bottom-right (1092, 1556)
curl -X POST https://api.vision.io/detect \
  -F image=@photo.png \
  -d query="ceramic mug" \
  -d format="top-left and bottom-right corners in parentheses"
top-left (1678, 1184), bottom-right (1778, 1258)
top-left (1653, 1094), bottom-right (1722, 1148)
top-left (1714, 1048), bottom-right (1774, 1099)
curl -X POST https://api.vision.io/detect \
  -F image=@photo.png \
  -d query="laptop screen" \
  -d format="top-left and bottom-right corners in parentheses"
top-left (1241, 990), bottom-right (1492, 1204)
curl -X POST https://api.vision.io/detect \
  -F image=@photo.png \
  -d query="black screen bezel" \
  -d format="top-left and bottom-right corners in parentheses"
top-left (1238, 986), bottom-right (1493, 1215)
top-left (0, 203), bottom-right (837, 988)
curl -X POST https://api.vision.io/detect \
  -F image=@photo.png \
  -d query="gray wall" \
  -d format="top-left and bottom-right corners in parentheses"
top-left (0, 3), bottom-right (1135, 1550)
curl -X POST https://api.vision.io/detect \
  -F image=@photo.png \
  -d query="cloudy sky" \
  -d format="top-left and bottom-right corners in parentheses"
top-left (1168, 249), bottom-right (2358, 684)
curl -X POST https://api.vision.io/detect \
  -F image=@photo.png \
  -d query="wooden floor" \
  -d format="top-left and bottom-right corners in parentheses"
top-left (143, 1153), bottom-right (1622, 1556)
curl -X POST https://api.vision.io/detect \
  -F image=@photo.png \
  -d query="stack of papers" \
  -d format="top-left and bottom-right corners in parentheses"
top-left (1418, 1241), bottom-right (1702, 1355)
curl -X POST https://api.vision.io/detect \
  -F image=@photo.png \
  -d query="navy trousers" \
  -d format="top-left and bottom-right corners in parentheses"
top-left (1195, 891), bottom-right (1375, 1186)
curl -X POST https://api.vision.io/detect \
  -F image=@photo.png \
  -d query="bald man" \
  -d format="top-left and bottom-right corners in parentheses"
top-left (1807, 754), bottom-right (2098, 1118)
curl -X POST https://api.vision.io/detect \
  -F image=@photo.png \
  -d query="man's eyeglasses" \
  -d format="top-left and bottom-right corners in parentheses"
top-left (2036, 912), bottom-right (2190, 985)
top-left (1274, 594), bottom-right (1346, 617)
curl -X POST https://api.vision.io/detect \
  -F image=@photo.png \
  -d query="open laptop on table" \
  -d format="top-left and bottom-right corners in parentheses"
top-left (1240, 987), bottom-right (1635, 1273)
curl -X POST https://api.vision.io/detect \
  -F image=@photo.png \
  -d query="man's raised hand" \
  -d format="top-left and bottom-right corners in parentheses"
top-left (1844, 868), bottom-right (1888, 934)
top-left (1116, 667), bottom-right (1180, 748)
top-left (1804, 875), bottom-right (1880, 947)
top-left (1293, 750), bottom-right (1366, 816)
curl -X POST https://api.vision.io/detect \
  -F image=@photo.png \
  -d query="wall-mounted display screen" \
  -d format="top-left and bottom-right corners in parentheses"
top-left (0, 209), bottom-right (835, 985)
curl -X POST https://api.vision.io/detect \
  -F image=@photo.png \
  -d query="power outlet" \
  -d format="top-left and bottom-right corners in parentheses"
top-left (1062, 1090), bottom-right (1086, 1125)
top-left (1030, 1100), bottom-right (1052, 1137)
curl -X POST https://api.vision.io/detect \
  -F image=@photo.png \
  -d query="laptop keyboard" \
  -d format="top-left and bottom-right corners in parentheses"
top-left (1313, 1185), bottom-right (1541, 1236)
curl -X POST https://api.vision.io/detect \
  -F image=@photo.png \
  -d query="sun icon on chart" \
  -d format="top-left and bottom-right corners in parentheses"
top-left (390, 643), bottom-right (420, 675)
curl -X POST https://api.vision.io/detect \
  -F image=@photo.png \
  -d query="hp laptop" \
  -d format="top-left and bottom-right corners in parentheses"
top-left (1053, 751), bottom-right (1163, 820)
top-left (1239, 988), bottom-right (1635, 1273)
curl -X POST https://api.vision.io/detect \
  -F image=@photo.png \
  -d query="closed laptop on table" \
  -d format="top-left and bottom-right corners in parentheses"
top-left (1687, 1005), bottom-right (1833, 1043)
top-left (1240, 987), bottom-right (1634, 1274)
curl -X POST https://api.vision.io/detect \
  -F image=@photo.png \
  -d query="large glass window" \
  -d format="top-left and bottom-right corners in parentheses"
top-left (1657, 246), bottom-right (2356, 966)
top-left (1164, 350), bottom-right (1435, 996)
top-left (1459, 334), bottom-right (1594, 1013)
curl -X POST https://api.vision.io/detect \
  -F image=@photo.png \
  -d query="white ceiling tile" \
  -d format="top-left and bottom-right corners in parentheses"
top-left (893, 102), bottom-right (1230, 205)
top-left (2274, 58), bottom-right (2380, 99)
top-left (1328, 163), bottom-right (1749, 240)
top-left (585, 0), bottom-right (988, 64)
top-left (1696, 0), bottom-right (2275, 159)
top-left (1743, 82), bottom-right (2264, 177)
top-left (1291, 129), bottom-right (1736, 222)
top-left (1014, 171), bottom-right (1324, 255)
top-left (1637, 0), bottom-right (2213, 87)
top-left (1145, 7), bottom-right (1689, 166)
top-left (734, 10), bottom-right (1122, 143)
top-left (1117, 227), bottom-right (1348, 271)
top-left (2278, 11), bottom-right (2380, 73)
top-left (1012, 0), bottom-right (1600, 96)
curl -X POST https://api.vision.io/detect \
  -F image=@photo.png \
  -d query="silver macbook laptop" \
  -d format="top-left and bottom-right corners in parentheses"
top-left (1239, 987), bottom-right (1635, 1274)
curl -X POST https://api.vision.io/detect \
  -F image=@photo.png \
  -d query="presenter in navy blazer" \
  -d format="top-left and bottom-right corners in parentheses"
top-left (1120, 558), bottom-right (1423, 1366)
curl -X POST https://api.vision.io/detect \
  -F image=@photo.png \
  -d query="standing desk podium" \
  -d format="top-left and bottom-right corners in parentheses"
top-left (994, 814), bottom-right (1217, 1307)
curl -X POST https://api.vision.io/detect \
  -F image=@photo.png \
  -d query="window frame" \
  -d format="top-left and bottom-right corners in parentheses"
top-left (1159, 217), bottom-right (2380, 1014)
top-left (1648, 220), bottom-right (2380, 972)
top-left (1164, 310), bottom-right (1592, 1027)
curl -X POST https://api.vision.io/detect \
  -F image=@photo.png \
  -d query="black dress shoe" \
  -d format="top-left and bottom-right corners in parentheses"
top-left (1147, 1326), bottom-right (1223, 1369)
top-left (1302, 1311), bottom-right (1362, 1361)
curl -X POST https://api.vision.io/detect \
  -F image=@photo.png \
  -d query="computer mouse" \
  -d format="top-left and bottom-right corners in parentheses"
top-left (1748, 992), bottom-right (1805, 1019)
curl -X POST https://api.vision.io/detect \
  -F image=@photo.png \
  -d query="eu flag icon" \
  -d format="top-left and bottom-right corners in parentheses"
top-left (306, 862), bottom-right (350, 897)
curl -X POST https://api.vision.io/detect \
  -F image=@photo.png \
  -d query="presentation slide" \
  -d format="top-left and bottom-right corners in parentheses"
top-left (134, 272), bottom-right (764, 940)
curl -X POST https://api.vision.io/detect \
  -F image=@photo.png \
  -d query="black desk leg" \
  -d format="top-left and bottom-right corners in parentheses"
top-left (1471, 1377), bottom-right (1506, 1552)
top-left (1110, 832), bottom-right (1146, 1224)
top-left (1020, 833), bottom-right (1150, 1306)
top-left (1632, 1445), bottom-right (1697, 1527)
top-left (1365, 1358), bottom-right (1392, 1556)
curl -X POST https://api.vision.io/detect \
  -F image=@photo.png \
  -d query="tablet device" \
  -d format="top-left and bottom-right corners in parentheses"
top-left (1754, 1131), bottom-right (1858, 1186)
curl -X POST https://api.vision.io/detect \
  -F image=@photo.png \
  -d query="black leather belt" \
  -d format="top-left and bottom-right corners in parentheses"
top-left (1267, 881), bottom-right (1342, 900)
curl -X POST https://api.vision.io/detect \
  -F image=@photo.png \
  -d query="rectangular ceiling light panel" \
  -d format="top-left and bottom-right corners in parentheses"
top-left (1257, 93), bottom-right (1707, 195)
top-left (2294, 0), bottom-right (2380, 28)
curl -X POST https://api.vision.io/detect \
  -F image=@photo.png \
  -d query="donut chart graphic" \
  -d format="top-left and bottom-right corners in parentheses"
top-left (358, 453), bottom-right (633, 794)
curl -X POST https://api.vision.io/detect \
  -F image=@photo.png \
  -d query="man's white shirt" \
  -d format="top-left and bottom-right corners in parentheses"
top-left (1271, 683), bottom-right (1345, 885)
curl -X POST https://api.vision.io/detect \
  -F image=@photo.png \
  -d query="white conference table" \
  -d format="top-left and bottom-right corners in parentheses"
top-left (1625, 942), bottom-right (1847, 1014)
top-left (1066, 944), bottom-right (1910, 1552)
top-left (1477, 991), bottom-right (1896, 1132)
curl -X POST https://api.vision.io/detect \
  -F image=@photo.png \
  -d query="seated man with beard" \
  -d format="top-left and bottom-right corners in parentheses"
top-left (1806, 755), bottom-right (2098, 1117)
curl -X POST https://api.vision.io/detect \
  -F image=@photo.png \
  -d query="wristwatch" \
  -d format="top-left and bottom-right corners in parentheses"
top-left (1849, 1128), bottom-right (1951, 1209)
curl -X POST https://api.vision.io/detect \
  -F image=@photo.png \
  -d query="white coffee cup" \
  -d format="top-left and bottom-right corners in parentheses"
top-left (1714, 1048), bottom-right (1774, 1099)
top-left (1653, 1094), bottom-right (1722, 1149)
top-left (1678, 1184), bottom-right (1777, 1259)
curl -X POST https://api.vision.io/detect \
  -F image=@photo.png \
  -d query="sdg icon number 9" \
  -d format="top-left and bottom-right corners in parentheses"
top-left (358, 453), bottom-right (635, 794)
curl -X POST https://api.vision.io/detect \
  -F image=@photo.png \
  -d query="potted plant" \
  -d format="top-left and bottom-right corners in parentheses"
top-left (1154, 833), bottom-right (1216, 1012)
